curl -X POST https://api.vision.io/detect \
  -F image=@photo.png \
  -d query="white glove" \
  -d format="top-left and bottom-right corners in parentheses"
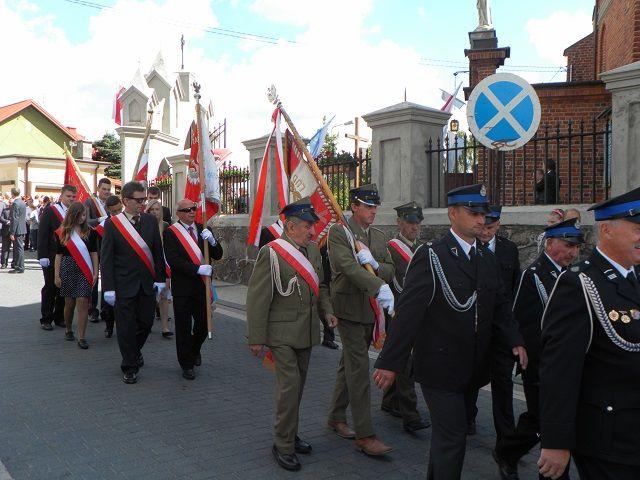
top-left (377, 284), bottom-right (395, 315)
top-left (200, 228), bottom-right (217, 246)
top-left (104, 291), bottom-right (116, 306)
top-left (356, 249), bottom-right (379, 270)
top-left (153, 282), bottom-right (166, 295)
top-left (98, 215), bottom-right (107, 222)
top-left (39, 258), bottom-right (50, 268)
top-left (197, 264), bottom-right (213, 276)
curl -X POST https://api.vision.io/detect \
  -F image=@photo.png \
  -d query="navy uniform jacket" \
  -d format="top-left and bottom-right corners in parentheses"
top-left (37, 204), bottom-right (63, 261)
top-left (494, 235), bottom-right (521, 302)
top-left (375, 231), bottom-right (523, 392)
top-left (540, 250), bottom-right (640, 466)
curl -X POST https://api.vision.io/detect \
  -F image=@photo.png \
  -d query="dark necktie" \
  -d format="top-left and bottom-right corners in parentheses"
top-left (468, 245), bottom-right (476, 262)
top-left (131, 215), bottom-right (140, 232)
top-left (299, 246), bottom-right (308, 259)
top-left (188, 225), bottom-right (197, 243)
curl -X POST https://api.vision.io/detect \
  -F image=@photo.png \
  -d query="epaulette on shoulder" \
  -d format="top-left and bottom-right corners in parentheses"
top-left (569, 260), bottom-right (591, 273)
top-left (370, 226), bottom-right (385, 234)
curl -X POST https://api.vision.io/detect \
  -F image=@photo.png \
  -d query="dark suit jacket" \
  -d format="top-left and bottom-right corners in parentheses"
top-left (540, 250), bottom-right (640, 466)
top-left (494, 235), bottom-right (521, 303)
top-left (161, 206), bottom-right (172, 225)
top-left (163, 223), bottom-right (223, 298)
top-left (37, 203), bottom-right (63, 260)
top-left (9, 199), bottom-right (27, 235)
top-left (0, 201), bottom-right (10, 234)
top-left (375, 231), bottom-right (523, 392)
top-left (84, 197), bottom-right (104, 228)
top-left (100, 212), bottom-right (166, 297)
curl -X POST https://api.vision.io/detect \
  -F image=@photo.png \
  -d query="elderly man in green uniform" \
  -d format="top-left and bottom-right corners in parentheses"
top-left (381, 202), bottom-right (430, 433)
top-left (326, 184), bottom-right (395, 456)
top-left (247, 197), bottom-right (336, 472)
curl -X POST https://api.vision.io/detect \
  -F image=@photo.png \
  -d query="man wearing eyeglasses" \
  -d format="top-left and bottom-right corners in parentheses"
top-left (101, 181), bottom-right (166, 384)
top-left (163, 199), bottom-right (223, 380)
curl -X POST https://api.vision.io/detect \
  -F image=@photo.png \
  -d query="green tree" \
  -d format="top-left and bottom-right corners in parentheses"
top-left (93, 133), bottom-right (122, 179)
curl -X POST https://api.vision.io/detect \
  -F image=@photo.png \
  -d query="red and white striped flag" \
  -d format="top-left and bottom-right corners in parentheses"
top-left (135, 136), bottom-right (149, 183)
top-left (112, 86), bottom-right (125, 125)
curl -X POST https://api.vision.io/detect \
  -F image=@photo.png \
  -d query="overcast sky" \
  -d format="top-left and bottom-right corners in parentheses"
top-left (0, 0), bottom-right (593, 165)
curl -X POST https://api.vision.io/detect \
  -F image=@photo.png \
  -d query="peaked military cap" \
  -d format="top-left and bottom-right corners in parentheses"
top-left (394, 201), bottom-right (423, 223)
top-left (280, 197), bottom-right (320, 223)
top-left (588, 185), bottom-right (640, 223)
top-left (350, 184), bottom-right (380, 206)
top-left (544, 218), bottom-right (585, 244)
top-left (447, 183), bottom-right (490, 213)
top-left (485, 205), bottom-right (502, 225)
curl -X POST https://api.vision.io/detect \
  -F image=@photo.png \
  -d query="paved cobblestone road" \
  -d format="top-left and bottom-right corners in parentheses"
top-left (0, 254), bottom-right (567, 479)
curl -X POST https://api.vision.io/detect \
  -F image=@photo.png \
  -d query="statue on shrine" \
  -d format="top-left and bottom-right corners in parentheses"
top-left (475, 0), bottom-right (492, 31)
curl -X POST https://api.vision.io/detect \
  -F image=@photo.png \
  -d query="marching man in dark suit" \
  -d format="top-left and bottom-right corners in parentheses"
top-left (381, 201), bottom-right (430, 433)
top-left (163, 198), bottom-right (223, 380)
top-left (8, 187), bottom-right (27, 274)
top-left (537, 186), bottom-right (640, 480)
top-left (85, 177), bottom-right (112, 323)
top-left (100, 181), bottom-right (166, 384)
top-left (468, 206), bottom-right (521, 444)
top-left (38, 184), bottom-right (77, 330)
top-left (373, 184), bottom-right (527, 480)
top-left (246, 198), bottom-right (335, 471)
top-left (493, 218), bottom-right (583, 479)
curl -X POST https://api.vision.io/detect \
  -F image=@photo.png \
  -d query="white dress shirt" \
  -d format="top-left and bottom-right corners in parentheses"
top-left (596, 247), bottom-right (636, 278)
top-left (450, 228), bottom-right (476, 259)
top-left (544, 252), bottom-right (563, 273)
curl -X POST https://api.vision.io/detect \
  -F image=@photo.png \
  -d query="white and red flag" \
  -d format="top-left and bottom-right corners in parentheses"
top-left (135, 136), bottom-right (150, 183)
top-left (440, 83), bottom-right (465, 113)
top-left (112, 86), bottom-right (125, 125)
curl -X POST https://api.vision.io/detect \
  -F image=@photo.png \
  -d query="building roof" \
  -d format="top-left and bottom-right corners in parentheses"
top-left (564, 32), bottom-right (594, 56)
top-left (0, 99), bottom-right (84, 141)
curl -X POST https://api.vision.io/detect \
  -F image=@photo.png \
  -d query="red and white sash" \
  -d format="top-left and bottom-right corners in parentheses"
top-left (110, 213), bottom-right (156, 278)
top-left (388, 238), bottom-right (414, 264)
top-left (57, 229), bottom-right (94, 286)
top-left (167, 222), bottom-right (205, 283)
top-left (93, 198), bottom-right (107, 218)
top-left (51, 203), bottom-right (66, 223)
top-left (95, 217), bottom-right (106, 237)
top-left (269, 238), bottom-right (319, 297)
top-left (267, 220), bottom-right (283, 239)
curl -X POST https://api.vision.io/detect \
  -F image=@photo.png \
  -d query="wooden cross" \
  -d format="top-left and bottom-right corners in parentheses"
top-left (344, 117), bottom-right (369, 187)
top-left (344, 117), bottom-right (369, 158)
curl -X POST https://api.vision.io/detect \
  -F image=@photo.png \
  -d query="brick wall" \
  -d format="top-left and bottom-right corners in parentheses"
top-left (596, 0), bottom-right (639, 73)
top-left (565, 33), bottom-right (596, 82)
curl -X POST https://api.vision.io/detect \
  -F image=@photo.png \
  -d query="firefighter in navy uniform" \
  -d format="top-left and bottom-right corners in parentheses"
top-left (494, 218), bottom-right (584, 480)
top-left (537, 186), bottom-right (640, 480)
top-left (373, 184), bottom-right (527, 480)
top-left (380, 201), bottom-right (430, 433)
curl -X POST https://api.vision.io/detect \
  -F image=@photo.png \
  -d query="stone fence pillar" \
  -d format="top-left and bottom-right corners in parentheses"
top-left (362, 102), bottom-right (450, 212)
top-left (601, 61), bottom-right (640, 196)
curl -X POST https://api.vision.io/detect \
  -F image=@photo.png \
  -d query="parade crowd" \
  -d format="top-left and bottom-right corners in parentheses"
top-left (5, 178), bottom-right (639, 480)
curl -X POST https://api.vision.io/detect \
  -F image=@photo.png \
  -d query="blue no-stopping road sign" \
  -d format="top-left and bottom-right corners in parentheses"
top-left (467, 73), bottom-right (541, 151)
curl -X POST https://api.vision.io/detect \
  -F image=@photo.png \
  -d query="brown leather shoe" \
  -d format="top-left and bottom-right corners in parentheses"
top-left (355, 436), bottom-right (393, 456)
top-left (327, 420), bottom-right (356, 439)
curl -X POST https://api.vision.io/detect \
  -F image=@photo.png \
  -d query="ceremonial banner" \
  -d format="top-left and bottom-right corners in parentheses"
top-left (63, 148), bottom-right (94, 206)
top-left (112, 86), bottom-right (125, 125)
top-left (184, 120), bottom-right (220, 223)
top-left (286, 129), bottom-right (340, 245)
top-left (135, 136), bottom-right (150, 183)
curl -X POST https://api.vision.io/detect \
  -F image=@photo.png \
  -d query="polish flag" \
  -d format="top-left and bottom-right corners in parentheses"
top-left (135, 137), bottom-right (149, 183)
top-left (112, 86), bottom-right (126, 125)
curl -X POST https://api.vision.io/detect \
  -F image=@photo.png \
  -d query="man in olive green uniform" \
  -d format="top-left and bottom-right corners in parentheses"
top-left (381, 202), bottom-right (430, 433)
top-left (247, 198), bottom-right (336, 472)
top-left (327, 184), bottom-right (395, 456)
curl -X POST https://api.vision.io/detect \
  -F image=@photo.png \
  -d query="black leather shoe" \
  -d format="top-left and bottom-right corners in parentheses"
top-left (381, 404), bottom-right (402, 418)
top-left (89, 311), bottom-right (100, 323)
top-left (162, 331), bottom-right (174, 338)
top-left (65, 330), bottom-right (75, 341)
top-left (137, 355), bottom-right (144, 368)
top-left (321, 340), bottom-right (339, 349)
top-left (467, 420), bottom-right (477, 435)
top-left (294, 436), bottom-right (312, 454)
top-left (77, 339), bottom-right (89, 349)
top-left (182, 368), bottom-right (196, 380)
top-left (8, 269), bottom-right (24, 274)
top-left (194, 354), bottom-right (202, 366)
top-left (272, 445), bottom-right (301, 471)
top-left (492, 449), bottom-right (519, 480)
top-left (123, 372), bottom-right (137, 384)
top-left (41, 323), bottom-right (53, 331)
top-left (104, 329), bottom-right (113, 338)
top-left (403, 419), bottom-right (431, 433)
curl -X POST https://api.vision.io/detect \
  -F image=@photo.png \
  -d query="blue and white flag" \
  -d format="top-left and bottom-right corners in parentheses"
top-left (307, 115), bottom-right (335, 158)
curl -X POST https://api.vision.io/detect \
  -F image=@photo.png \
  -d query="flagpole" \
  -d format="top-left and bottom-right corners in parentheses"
top-left (131, 108), bottom-right (154, 182)
top-left (267, 86), bottom-right (375, 276)
top-left (193, 82), bottom-right (214, 339)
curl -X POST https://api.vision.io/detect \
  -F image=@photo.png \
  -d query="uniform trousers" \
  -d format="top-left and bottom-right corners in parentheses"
top-left (270, 345), bottom-right (311, 454)
top-left (421, 386), bottom-right (478, 480)
top-left (573, 453), bottom-right (639, 480)
top-left (328, 319), bottom-right (375, 439)
top-left (101, 292), bottom-right (114, 332)
top-left (114, 290), bottom-right (155, 374)
top-left (89, 282), bottom-right (99, 316)
top-left (11, 234), bottom-right (24, 271)
top-left (40, 265), bottom-right (65, 325)
top-left (1, 231), bottom-right (10, 266)
top-left (173, 294), bottom-right (207, 370)
top-left (381, 355), bottom-right (421, 424)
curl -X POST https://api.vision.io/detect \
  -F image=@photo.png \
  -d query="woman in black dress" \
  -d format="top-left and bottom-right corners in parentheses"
top-left (146, 200), bottom-right (173, 338)
top-left (54, 201), bottom-right (99, 349)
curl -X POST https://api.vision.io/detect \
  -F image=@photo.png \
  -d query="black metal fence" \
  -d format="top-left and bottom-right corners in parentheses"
top-left (219, 162), bottom-right (250, 214)
top-left (426, 118), bottom-right (612, 207)
top-left (318, 152), bottom-right (371, 210)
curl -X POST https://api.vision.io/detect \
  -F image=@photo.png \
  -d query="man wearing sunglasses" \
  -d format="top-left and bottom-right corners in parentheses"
top-left (163, 199), bottom-right (223, 380)
top-left (101, 181), bottom-right (166, 384)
